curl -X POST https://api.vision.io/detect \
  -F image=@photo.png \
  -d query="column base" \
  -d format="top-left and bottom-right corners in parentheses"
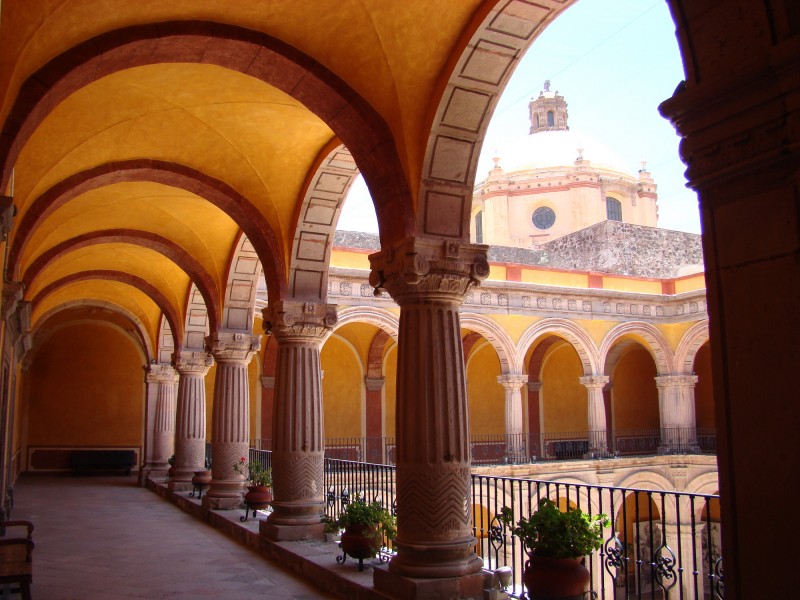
top-left (260, 520), bottom-right (324, 541)
top-left (202, 495), bottom-right (243, 510)
top-left (373, 563), bottom-right (485, 599)
top-left (167, 480), bottom-right (193, 493)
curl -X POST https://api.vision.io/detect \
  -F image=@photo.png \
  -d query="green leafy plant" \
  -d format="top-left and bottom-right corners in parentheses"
top-left (336, 496), bottom-right (397, 541)
top-left (499, 498), bottom-right (608, 558)
top-left (321, 514), bottom-right (341, 535)
top-left (167, 454), bottom-right (175, 467)
top-left (232, 456), bottom-right (272, 487)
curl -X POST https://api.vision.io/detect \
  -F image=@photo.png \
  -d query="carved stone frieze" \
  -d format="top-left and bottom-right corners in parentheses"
top-left (145, 363), bottom-right (178, 384)
top-left (368, 237), bottom-right (489, 304)
top-left (262, 301), bottom-right (337, 342)
top-left (205, 330), bottom-right (260, 363)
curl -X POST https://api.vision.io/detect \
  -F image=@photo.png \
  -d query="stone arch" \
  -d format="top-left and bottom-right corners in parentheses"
top-left (21, 229), bottom-right (220, 334)
top-left (6, 160), bottom-right (282, 306)
top-left (30, 270), bottom-right (181, 349)
top-left (460, 312), bottom-right (517, 375)
top-left (516, 318), bottom-right (598, 375)
top-left (32, 299), bottom-right (154, 362)
top-left (222, 233), bottom-right (262, 333)
top-left (614, 471), bottom-right (679, 523)
top-left (157, 316), bottom-right (174, 365)
top-left (684, 472), bottom-right (721, 521)
top-left (0, 21), bottom-right (413, 247)
top-left (674, 320), bottom-right (710, 374)
top-left (183, 284), bottom-right (211, 352)
top-left (334, 307), bottom-right (399, 341)
top-left (599, 322), bottom-right (673, 376)
top-left (418, 2), bottom-right (574, 240)
top-left (290, 142), bottom-right (360, 301)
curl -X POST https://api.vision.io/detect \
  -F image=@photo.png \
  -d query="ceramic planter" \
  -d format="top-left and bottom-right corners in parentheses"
top-left (523, 554), bottom-right (590, 599)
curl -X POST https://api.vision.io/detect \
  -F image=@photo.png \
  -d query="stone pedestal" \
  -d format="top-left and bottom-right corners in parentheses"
top-left (202, 331), bottom-right (261, 510)
top-left (369, 237), bottom-right (488, 587)
top-left (169, 350), bottom-right (213, 490)
top-left (261, 301), bottom-right (335, 540)
top-left (373, 564), bottom-right (485, 600)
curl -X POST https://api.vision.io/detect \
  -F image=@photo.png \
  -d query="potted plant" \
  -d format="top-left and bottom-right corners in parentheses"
top-left (334, 496), bottom-right (396, 570)
top-left (233, 456), bottom-right (273, 519)
top-left (167, 454), bottom-right (176, 480)
top-left (499, 498), bottom-right (608, 599)
top-left (321, 514), bottom-right (341, 542)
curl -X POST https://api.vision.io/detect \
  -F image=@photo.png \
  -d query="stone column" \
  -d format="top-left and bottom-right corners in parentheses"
top-left (369, 237), bottom-right (488, 590)
top-left (202, 331), bottom-right (261, 510)
top-left (259, 375), bottom-right (275, 450)
top-left (145, 364), bottom-right (178, 475)
top-left (655, 375), bottom-right (700, 454)
top-left (365, 376), bottom-right (386, 463)
top-left (169, 350), bottom-right (213, 490)
top-left (261, 301), bottom-right (336, 541)
top-left (580, 375), bottom-right (610, 457)
top-left (527, 380), bottom-right (542, 460)
top-left (497, 373), bottom-right (527, 463)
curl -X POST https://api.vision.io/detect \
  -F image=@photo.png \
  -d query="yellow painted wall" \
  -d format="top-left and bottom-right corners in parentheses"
top-left (612, 347), bottom-right (659, 431)
top-left (330, 249), bottom-right (371, 269)
top-left (321, 335), bottom-right (362, 439)
top-left (248, 354), bottom-right (261, 440)
top-left (674, 273), bottom-right (706, 293)
top-left (541, 343), bottom-right (586, 432)
top-left (335, 322), bottom-right (379, 367)
top-left (466, 342), bottom-right (503, 436)
top-left (694, 343), bottom-right (715, 429)
top-left (486, 265), bottom-right (506, 281)
top-left (384, 345), bottom-right (397, 438)
top-left (205, 363), bottom-right (216, 440)
top-left (521, 269), bottom-right (588, 287)
top-left (602, 277), bottom-right (662, 294)
top-left (26, 323), bottom-right (143, 447)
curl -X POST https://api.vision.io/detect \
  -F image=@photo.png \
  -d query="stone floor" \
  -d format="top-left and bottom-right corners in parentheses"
top-left (10, 474), bottom-right (335, 599)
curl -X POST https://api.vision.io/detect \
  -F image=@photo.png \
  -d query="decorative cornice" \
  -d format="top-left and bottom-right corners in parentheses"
top-left (262, 301), bottom-right (337, 342)
top-left (364, 376), bottom-right (385, 391)
top-left (655, 375), bottom-right (699, 388)
top-left (172, 350), bottom-right (213, 376)
top-left (205, 331), bottom-right (261, 363)
top-left (496, 374), bottom-right (528, 390)
top-left (146, 363), bottom-right (178, 384)
top-left (368, 237), bottom-right (489, 304)
top-left (579, 375), bottom-right (610, 390)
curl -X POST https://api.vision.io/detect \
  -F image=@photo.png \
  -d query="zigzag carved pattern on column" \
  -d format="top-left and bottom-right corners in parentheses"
top-left (176, 439), bottom-right (205, 469)
top-left (153, 431), bottom-right (170, 463)
top-left (397, 466), bottom-right (471, 538)
top-left (212, 441), bottom-right (248, 480)
top-left (272, 451), bottom-right (324, 502)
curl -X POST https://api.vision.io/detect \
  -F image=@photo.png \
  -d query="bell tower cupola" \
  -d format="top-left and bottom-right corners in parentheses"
top-left (529, 80), bottom-right (569, 134)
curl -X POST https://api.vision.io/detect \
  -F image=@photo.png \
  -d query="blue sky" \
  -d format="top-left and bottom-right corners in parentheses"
top-left (338, 0), bottom-right (700, 235)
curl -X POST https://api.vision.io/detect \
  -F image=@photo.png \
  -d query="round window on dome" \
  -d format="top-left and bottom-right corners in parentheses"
top-left (532, 207), bottom-right (556, 230)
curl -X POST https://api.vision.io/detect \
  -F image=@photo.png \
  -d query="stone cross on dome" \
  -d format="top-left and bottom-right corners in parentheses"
top-left (543, 79), bottom-right (550, 92)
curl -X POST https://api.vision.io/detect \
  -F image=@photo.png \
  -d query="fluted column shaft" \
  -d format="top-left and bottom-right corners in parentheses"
top-left (261, 301), bottom-right (335, 540)
top-left (497, 373), bottom-right (527, 462)
top-left (580, 375), bottom-right (610, 457)
top-left (146, 364), bottom-right (178, 470)
top-left (203, 331), bottom-right (261, 510)
top-left (656, 375), bottom-right (700, 453)
top-left (369, 237), bottom-right (488, 579)
top-left (171, 351), bottom-right (213, 485)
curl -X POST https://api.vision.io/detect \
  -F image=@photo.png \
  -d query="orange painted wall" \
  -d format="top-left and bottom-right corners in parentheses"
top-left (541, 343), bottom-right (586, 432)
top-left (612, 347), bottom-right (659, 431)
top-left (204, 363), bottom-right (216, 440)
top-left (321, 335), bottom-right (362, 439)
top-left (693, 343), bottom-right (715, 429)
top-left (466, 343), bottom-right (503, 436)
top-left (384, 345), bottom-right (397, 438)
top-left (26, 323), bottom-right (143, 447)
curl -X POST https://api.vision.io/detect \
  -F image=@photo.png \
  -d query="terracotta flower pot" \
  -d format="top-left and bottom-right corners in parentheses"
top-left (244, 485), bottom-right (272, 510)
top-left (523, 554), bottom-right (590, 599)
top-left (340, 523), bottom-right (383, 559)
top-left (191, 469), bottom-right (211, 489)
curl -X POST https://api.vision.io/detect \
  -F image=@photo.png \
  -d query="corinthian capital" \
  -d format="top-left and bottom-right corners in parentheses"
top-left (145, 363), bottom-right (178, 384)
top-left (172, 350), bottom-right (214, 376)
top-left (368, 236), bottom-right (489, 304)
top-left (205, 331), bottom-right (261, 362)
top-left (262, 301), bottom-right (337, 342)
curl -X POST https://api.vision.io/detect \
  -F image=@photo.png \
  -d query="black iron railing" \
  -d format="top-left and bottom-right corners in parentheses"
top-left (312, 455), bottom-right (723, 600)
top-left (250, 428), bottom-right (715, 467)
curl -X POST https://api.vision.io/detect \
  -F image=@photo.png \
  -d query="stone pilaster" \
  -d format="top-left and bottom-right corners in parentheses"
top-left (145, 364), bottom-right (178, 474)
top-left (579, 375), bottom-right (610, 457)
top-left (260, 301), bottom-right (336, 541)
top-left (170, 350), bottom-right (213, 489)
top-left (655, 375), bottom-right (700, 454)
top-left (497, 373), bottom-right (527, 463)
top-left (202, 331), bottom-right (261, 510)
top-left (369, 237), bottom-right (488, 583)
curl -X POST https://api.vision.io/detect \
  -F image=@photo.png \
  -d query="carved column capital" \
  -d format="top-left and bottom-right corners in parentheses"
top-left (579, 375), bottom-right (610, 390)
top-left (527, 380), bottom-right (543, 392)
top-left (172, 350), bottom-right (213, 376)
top-left (497, 373), bottom-right (528, 390)
top-left (205, 330), bottom-right (261, 363)
top-left (655, 374), bottom-right (699, 389)
top-left (368, 237), bottom-right (489, 304)
top-left (1, 280), bottom-right (23, 321)
top-left (145, 363), bottom-right (178, 385)
top-left (262, 301), bottom-right (337, 343)
top-left (364, 376), bottom-right (385, 392)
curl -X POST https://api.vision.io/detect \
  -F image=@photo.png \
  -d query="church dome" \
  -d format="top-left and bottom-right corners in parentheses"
top-left (495, 129), bottom-right (633, 176)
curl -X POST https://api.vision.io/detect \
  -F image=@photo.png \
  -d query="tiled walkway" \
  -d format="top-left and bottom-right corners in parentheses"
top-left (11, 474), bottom-right (333, 599)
